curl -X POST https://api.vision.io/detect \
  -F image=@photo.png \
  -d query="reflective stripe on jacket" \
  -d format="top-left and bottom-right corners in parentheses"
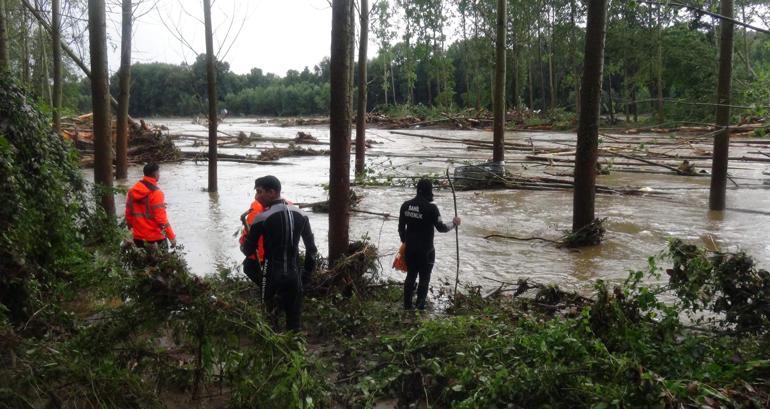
top-left (125, 176), bottom-right (176, 241)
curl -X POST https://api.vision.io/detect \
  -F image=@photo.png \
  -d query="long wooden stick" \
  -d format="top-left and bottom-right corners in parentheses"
top-left (446, 168), bottom-right (460, 298)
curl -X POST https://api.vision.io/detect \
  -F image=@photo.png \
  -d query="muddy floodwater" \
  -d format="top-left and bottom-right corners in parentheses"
top-left (112, 118), bottom-right (770, 292)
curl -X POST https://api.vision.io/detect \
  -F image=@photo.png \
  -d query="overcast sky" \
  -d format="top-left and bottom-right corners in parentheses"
top-left (105, 0), bottom-right (362, 77)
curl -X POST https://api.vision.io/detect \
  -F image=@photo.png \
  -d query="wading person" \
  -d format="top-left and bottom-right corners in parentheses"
top-left (398, 179), bottom-right (461, 310)
top-left (239, 182), bottom-right (296, 298)
top-left (125, 163), bottom-right (176, 249)
top-left (241, 176), bottom-right (317, 331)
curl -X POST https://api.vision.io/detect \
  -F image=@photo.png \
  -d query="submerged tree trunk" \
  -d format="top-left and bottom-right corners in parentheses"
top-left (709, 0), bottom-right (735, 211)
top-left (88, 0), bottom-right (115, 217)
top-left (203, 0), bottom-right (218, 193)
top-left (492, 0), bottom-right (506, 163)
top-left (0, 0), bottom-right (8, 71)
top-left (52, 0), bottom-right (62, 133)
top-left (116, 0), bottom-right (132, 180)
top-left (355, 0), bottom-right (368, 178)
top-left (572, 0), bottom-right (607, 234)
top-left (329, 0), bottom-right (352, 264)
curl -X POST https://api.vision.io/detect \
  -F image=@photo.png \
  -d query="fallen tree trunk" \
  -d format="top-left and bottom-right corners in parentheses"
top-left (182, 151), bottom-right (292, 165)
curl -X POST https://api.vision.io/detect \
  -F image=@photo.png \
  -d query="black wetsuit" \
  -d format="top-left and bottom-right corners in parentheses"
top-left (398, 194), bottom-right (455, 309)
top-left (241, 199), bottom-right (317, 331)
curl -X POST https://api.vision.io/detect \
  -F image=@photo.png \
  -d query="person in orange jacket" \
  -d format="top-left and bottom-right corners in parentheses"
top-left (239, 179), bottom-right (293, 296)
top-left (125, 163), bottom-right (176, 249)
top-left (239, 184), bottom-right (266, 289)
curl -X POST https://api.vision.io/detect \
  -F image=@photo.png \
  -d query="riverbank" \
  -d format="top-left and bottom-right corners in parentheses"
top-left (4, 232), bottom-right (770, 408)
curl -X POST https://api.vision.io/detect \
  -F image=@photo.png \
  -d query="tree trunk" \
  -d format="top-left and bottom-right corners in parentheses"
top-left (0, 0), bottom-right (8, 71)
top-left (391, 60), bottom-right (396, 104)
top-left (52, 0), bottom-right (62, 133)
top-left (570, 0), bottom-right (580, 115)
top-left (656, 5), bottom-right (664, 123)
top-left (548, 5), bottom-right (556, 112)
top-left (537, 32), bottom-right (545, 110)
top-left (382, 57), bottom-right (388, 105)
top-left (22, 8), bottom-right (30, 85)
top-left (606, 75), bottom-right (614, 125)
top-left (329, 0), bottom-right (352, 265)
top-left (355, 0), bottom-right (368, 178)
top-left (116, 0), bottom-right (132, 180)
top-left (88, 0), bottom-right (115, 217)
top-left (741, 3), bottom-right (750, 75)
top-left (38, 25), bottom-right (52, 106)
top-left (492, 0), bottom-right (506, 163)
top-left (709, 0), bottom-right (734, 211)
top-left (511, 47), bottom-right (519, 108)
top-left (528, 57), bottom-right (534, 109)
top-left (572, 0), bottom-right (607, 234)
top-left (203, 0), bottom-right (218, 193)
top-left (348, 0), bottom-right (355, 120)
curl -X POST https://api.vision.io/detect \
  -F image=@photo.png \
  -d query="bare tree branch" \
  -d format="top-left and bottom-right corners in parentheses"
top-left (156, 6), bottom-right (199, 57)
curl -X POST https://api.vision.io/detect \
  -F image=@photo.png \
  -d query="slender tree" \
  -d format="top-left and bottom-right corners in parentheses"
top-left (22, 7), bottom-right (30, 85)
top-left (203, 0), bottom-right (218, 192)
top-left (709, 0), bottom-right (735, 211)
top-left (329, 0), bottom-right (352, 264)
top-left (355, 0), bottom-right (369, 178)
top-left (0, 0), bottom-right (9, 71)
top-left (52, 0), bottom-right (62, 132)
top-left (655, 5), bottom-right (664, 122)
top-left (548, 4), bottom-right (556, 112)
top-left (492, 0), bottom-right (506, 163)
top-left (37, 21), bottom-right (51, 105)
top-left (116, 0), bottom-right (132, 180)
top-left (572, 0), bottom-right (608, 234)
top-left (88, 0), bottom-right (115, 216)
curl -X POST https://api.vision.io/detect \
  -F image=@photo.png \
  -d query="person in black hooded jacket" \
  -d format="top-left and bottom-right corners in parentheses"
top-left (241, 176), bottom-right (317, 331)
top-left (398, 179), bottom-right (461, 310)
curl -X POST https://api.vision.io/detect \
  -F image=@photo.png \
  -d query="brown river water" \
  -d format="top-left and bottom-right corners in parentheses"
top-left (110, 118), bottom-right (770, 293)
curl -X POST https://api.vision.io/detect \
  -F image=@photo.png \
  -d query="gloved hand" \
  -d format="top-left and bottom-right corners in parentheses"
top-left (169, 238), bottom-right (178, 248)
top-left (303, 254), bottom-right (317, 284)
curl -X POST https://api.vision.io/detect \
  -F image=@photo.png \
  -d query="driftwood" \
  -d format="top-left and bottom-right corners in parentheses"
top-left (182, 151), bottom-right (292, 165)
top-left (483, 234), bottom-right (562, 245)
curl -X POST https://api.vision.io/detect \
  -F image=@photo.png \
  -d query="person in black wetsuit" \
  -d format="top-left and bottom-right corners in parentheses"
top-left (241, 176), bottom-right (317, 331)
top-left (398, 179), bottom-right (461, 310)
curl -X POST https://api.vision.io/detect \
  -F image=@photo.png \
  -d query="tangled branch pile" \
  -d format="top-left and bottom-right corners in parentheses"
top-left (60, 114), bottom-right (180, 166)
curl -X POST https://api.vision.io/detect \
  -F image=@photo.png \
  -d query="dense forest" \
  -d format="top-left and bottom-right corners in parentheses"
top-left (2, 0), bottom-right (768, 121)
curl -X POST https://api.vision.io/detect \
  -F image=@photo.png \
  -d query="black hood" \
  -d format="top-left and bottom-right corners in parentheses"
top-left (416, 179), bottom-right (434, 202)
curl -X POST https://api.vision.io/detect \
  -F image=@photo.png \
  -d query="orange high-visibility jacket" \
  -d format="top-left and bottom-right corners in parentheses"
top-left (125, 176), bottom-right (176, 242)
top-left (240, 200), bottom-right (265, 262)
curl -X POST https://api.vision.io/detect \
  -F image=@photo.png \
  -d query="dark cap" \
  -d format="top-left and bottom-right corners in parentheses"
top-left (254, 175), bottom-right (281, 192)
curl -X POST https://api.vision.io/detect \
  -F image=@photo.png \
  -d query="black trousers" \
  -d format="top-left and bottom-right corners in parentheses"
top-left (404, 248), bottom-right (435, 310)
top-left (242, 258), bottom-right (263, 299)
top-left (134, 239), bottom-right (167, 250)
top-left (264, 272), bottom-right (303, 332)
